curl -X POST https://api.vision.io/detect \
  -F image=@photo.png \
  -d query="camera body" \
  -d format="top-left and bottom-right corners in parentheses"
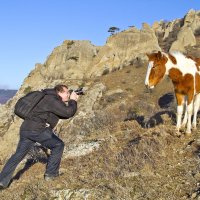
top-left (69, 87), bottom-right (84, 95)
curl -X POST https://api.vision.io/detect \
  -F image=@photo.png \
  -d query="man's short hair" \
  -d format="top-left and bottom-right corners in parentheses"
top-left (54, 84), bottom-right (68, 93)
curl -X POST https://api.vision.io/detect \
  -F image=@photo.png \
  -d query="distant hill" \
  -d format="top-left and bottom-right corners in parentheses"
top-left (0, 89), bottom-right (17, 104)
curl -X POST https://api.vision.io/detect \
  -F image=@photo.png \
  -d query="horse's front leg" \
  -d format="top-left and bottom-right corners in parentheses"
top-left (176, 105), bottom-right (184, 135)
top-left (175, 93), bottom-right (185, 136)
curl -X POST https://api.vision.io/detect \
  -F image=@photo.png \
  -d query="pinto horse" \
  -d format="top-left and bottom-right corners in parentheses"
top-left (145, 51), bottom-right (200, 135)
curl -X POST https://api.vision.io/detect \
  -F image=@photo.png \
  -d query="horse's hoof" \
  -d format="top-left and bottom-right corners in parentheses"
top-left (179, 127), bottom-right (185, 132)
top-left (185, 132), bottom-right (192, 137)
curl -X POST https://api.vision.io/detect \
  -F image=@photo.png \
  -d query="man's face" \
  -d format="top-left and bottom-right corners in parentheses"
top-left (58, 87), bottom-right (70, 102)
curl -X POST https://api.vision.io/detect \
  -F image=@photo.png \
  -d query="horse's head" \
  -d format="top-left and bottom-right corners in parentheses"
top-left (145, 51), bottom-right (168, 89)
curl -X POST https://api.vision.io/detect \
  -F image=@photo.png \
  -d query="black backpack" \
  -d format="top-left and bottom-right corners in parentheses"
top-left (14, 91), bottom-right (45, 119)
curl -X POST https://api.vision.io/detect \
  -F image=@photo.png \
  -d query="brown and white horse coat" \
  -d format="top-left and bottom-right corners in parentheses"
top-left (145, 51), bottom-right (200, 135)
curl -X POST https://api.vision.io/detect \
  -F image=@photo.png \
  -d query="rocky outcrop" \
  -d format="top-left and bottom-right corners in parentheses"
top-left (40, 40), bottom-right (98, 81)
top-left (0, 104), bottom-right (14, 136)
top-left (152, 9), bottom-right (200, 53)
top-left (170, 26), bottom-right (196, 52)
top-left (88, 23), bottom-right (160, 77)
top-left (184, 9), bottom-right (200, 34)
top-left (169, 9), bottom-right (200, 52)
top-left (152, 19), bottom-right (184, 52)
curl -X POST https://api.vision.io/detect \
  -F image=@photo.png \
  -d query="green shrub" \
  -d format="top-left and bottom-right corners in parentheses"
top-left (24, 86), bottom-right (32, 94)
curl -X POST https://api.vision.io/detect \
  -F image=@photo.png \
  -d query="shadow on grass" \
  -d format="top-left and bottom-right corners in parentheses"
top-left (124, 92), bottom-right (176, 128)
top-left (124, 110), bottom-right (176, 128)
top-left (158, 93), bottom-right (174, 109)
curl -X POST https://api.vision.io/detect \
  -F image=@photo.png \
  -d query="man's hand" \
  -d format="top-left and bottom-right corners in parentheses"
top-left (70, 91), bottom-right (79, 101)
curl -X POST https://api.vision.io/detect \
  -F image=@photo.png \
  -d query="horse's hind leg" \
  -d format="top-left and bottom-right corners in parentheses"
top-left (181, 97), bottom-right (187, 128)
top-left (192, 93), bottom-right (200, 130)
top-left (185, 101), bottom-right (193, 135)
top-left (185, 91), bottom-right (195, 135)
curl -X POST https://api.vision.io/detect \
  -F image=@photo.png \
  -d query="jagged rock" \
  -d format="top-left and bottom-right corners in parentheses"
top-left (64, 141), bottom-right (101, 158)
top-left (40, 40), bottom-right (98, 80)
top-left (0, 104), bottom-right (13, 136)
top-left (50, 188), bottom-right (91, 200)
top-left (169, 9), bottom-right (200, 52)
top-left (152, 19), bottom-right (184, 52)
top-left (184, 9), bottom-right (200, 33)
top-left (163, 20), bottom-right (182, 40)
top-left (0, 117), bottom-right (22, 161)
top-left (88, 24), bottom-right (160, 77)
top-left (152, 9), bottom-right (200, 52)
top-left (170, 26), bottom-right (196, 52)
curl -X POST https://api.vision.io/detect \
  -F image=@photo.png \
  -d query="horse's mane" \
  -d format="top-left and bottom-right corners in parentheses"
top-left (168, 51), bottom-right (196, 70)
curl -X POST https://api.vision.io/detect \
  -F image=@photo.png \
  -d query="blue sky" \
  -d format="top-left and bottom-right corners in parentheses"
top-left (0, 0), bottom-right (200, 89)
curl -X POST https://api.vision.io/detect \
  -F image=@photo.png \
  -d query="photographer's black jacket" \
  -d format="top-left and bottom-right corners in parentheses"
top-left (20, 88), bottom-right (77, 131)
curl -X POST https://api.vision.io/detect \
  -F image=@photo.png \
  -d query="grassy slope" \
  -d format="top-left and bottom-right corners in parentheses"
top-left (0, 64), bottom-right (200, 200)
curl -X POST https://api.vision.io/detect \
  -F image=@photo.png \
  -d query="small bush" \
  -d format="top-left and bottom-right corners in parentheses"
top-left (24, 86), bottom-right (32, 94)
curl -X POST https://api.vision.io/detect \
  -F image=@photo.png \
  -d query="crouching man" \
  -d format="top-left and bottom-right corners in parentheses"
top-left (0, 84), bottom-right (78, 189)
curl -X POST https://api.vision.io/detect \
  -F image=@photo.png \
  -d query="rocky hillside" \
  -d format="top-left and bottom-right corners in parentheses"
top-left (0, 9), bottom-right (200, 200)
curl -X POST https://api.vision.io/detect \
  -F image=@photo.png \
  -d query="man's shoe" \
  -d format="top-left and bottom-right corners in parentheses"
top-left (0, 183), bottom-right (7, 190)
top-left (44, 172), bottom-right (63, 181)
top-left (44, 175), bottom-right (57, 181)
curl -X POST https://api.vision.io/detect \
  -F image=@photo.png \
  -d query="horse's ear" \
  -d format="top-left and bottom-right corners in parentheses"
top-left (157, 51), bottom-right (162, 59)
top-left (146, 53), bottom-right (151, 59)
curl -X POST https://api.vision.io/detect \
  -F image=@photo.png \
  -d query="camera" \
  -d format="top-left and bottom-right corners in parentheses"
top-left (69, 87), bottom-right (84, 95)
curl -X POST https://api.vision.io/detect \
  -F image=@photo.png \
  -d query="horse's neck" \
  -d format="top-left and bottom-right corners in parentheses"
top-left (167, 67), bottom-right (183, 83)
top-left (167, 61), bottom-right (197, 84)
top-left (166, 52), bottom-right (198, 78)
top-left (165, 55), bottom-right (184, 83)
top-left (165, 58), bottom-right (176, 76)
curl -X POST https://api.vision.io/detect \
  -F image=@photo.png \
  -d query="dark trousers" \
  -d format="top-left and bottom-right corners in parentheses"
top-left (0, 127), bottom-right (64, 187)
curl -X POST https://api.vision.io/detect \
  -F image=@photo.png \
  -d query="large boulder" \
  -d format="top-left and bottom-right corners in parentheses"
top-left (39, 40), bottom-right (98, 81)
top-left (170, 26), bottom-right (196, 52)
top-left (184, 9), bottom-right (200, 34)
top-left (152, 9), bottom-right (200, 52)
top-left (88, 23), bottom-right (160, 77)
